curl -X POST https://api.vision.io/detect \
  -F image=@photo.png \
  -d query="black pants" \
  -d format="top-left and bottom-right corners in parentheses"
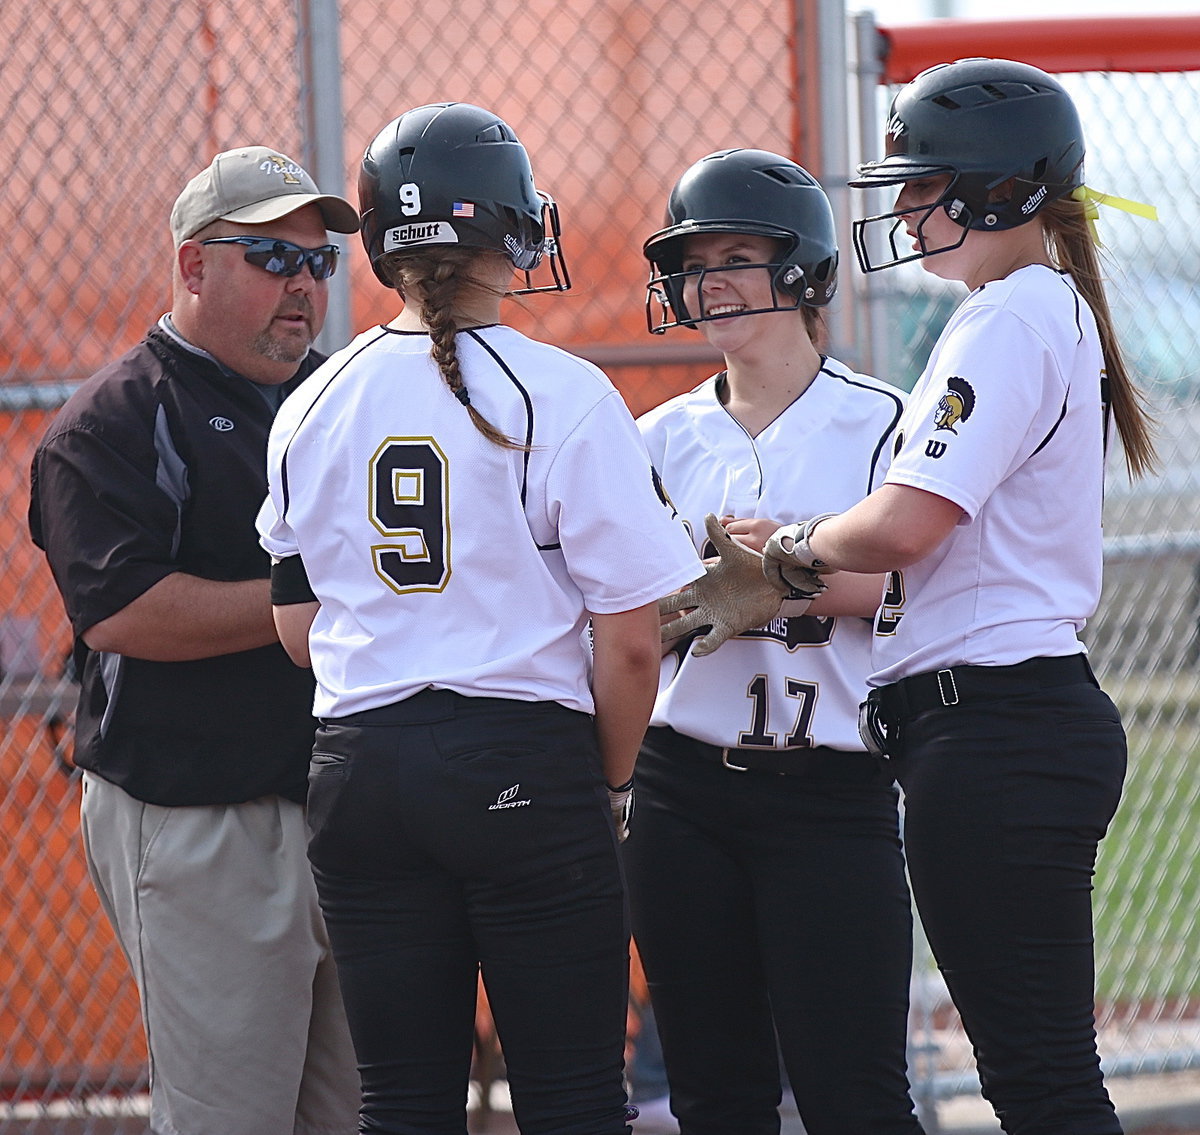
top-left (624, 728), bottom-right (924, 1135)
top-left (307, 690), bottom-right (633, 1135)
top-left (881, 658), bottom-right (1127, 1135)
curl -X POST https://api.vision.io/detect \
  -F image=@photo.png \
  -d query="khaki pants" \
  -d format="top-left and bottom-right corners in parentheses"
top-left (81, 772), bottom-right (360, 1135)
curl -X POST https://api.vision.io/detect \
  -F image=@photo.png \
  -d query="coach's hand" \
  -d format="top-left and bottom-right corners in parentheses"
top-left (607, 779), bottom-right (634, 843)
top-left (659, 513), bottom-right (796, 657)
top-left (762, 513), bottom-right (839, 595)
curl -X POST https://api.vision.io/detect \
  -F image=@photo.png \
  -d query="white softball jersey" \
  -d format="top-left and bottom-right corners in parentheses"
top-left (639, 359), bottom-right (905, 752)
top-left (258, 324), bottom-right (702, 719)
top-left (872, 265), bottom-right (1105, 686)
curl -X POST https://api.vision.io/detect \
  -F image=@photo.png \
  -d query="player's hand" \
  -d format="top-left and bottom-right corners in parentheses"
top-left (607, 779), bottom-right (634, 843)
top-left (720, 515), bottom-right (781, 554)
top-left (762, 513), bottom-right (839, 595)
top-left (658, 513), bottom-right (796, 657)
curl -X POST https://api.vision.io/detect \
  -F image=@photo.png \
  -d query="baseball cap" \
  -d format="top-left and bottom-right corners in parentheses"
top-left (170, 145), bottom-right (359, 245)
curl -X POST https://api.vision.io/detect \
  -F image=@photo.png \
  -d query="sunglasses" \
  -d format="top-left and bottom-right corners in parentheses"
top-left (200, 236), bottom-right (340, 280)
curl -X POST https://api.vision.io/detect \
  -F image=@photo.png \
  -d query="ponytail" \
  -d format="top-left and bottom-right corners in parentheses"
top-left (1041, 197), bottom-right (1156, 479)
top-left (802, 306), bottom-right (825, 348)
top-left (378, 247), bottom-right (528, 451)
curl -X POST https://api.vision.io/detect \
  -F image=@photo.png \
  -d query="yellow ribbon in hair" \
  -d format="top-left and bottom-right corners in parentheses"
top-left (1071, 185), bottom-right (1159, 245)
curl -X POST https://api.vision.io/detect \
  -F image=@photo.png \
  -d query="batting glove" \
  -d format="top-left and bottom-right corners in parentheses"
top-left (762, 513), bottom-right (839, 594)
top-left (607, 779), bottom-right (634, 843)
top-left (659, 513), bottom-right (800, 657)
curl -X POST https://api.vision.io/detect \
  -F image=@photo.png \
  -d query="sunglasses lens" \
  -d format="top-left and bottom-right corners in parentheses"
top-left (242, 241), bottom-right (338, 279)
top-left (244, 242), bottom-right (305, 276)
top-left (307, 249), bottom-right (337, 280)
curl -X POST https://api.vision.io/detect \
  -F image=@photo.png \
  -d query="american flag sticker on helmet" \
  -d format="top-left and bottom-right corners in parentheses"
top-left (452, 201), bottom-right (475, 217)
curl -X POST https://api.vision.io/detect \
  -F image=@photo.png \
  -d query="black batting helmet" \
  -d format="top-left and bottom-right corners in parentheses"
top-left (643, 148), bottom-right (838, 333)
top-left (358, 102), bottom-right (569, 293)
top-left (850, 58), bottom-right (1085, 271)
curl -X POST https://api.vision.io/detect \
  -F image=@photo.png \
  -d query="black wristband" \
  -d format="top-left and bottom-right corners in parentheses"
top-left (606, 778), bottom-right (634, 793)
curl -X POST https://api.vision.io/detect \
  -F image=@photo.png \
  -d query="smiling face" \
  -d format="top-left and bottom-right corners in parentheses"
top-left (678, 232), bottom-right (798, 352)
top-left (174, 204), bottom-right (332, 384)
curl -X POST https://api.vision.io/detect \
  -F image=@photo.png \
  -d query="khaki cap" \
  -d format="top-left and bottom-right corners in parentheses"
top-left (170, 145), bottom-right (359, 245)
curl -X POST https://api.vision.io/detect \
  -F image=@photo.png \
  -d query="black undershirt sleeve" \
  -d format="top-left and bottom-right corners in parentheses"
top-left (270, 554), bottom-right (318, 605)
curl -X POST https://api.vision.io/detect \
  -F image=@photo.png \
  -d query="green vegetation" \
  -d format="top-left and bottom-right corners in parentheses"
top-left (1094, 680), bottom-right (1200, 1003)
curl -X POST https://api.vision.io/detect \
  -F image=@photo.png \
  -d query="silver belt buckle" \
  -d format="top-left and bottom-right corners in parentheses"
top-left (721, 748), bottom-right (750, 772)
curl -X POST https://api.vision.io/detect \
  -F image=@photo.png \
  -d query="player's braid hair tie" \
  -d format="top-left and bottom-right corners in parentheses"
top-left (454, 386), bottom-right (471, 407)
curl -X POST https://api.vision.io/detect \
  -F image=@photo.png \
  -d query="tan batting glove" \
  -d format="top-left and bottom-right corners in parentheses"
top-left (762, 513), bottom-right (839, 591)
top-left (658, 513), bottom-right (796, 657)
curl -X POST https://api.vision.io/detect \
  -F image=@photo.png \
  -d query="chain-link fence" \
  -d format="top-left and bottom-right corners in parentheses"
top-left (3, 3), bottom-right (1199, 1131)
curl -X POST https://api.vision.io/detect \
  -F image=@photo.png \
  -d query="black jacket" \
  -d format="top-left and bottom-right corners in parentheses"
top-left (29, 323), bottom-right (324, 806)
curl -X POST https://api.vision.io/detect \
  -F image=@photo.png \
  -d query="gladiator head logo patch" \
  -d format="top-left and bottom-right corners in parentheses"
top-left (933, 376), bottom-right (975, 434)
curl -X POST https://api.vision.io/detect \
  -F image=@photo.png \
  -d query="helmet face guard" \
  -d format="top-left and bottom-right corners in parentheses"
top-left (850, 166), bottom-right (971, 274)
top-left (643, 149), bottom-right (837, 334)
top-left (512, 191), bottom-right (570, 295)
top-left (648, 241), bottom-right (806, 328)
top-left (644, 226), bottom-right (806, 333)
top-left (850, 58), bottom-right (1085, 273)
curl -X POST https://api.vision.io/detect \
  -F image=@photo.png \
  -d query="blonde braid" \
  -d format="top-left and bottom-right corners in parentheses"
top-left (380, 248), bottom-right (526, 450)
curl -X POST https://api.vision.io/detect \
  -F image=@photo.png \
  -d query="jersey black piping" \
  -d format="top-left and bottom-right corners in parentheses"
top-left (466, 330), bottom-right (562, 551)
top-left (1034, 276), bottom-right (1100, 460)
top-left (1068, 280), bottom-right (1085, 345)
top-left (278, 328), bottom-right (389, 519)
top-left (1061, 277), bottom-right (1113, 459)
top-left (819, 361), bottom-right (905, 495)
top-left (1031, 391), bottom-right (1070, 457)
top-left (714, 373), bottom-right (769, 497)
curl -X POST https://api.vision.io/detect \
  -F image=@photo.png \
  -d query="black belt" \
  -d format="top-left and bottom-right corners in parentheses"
top-left (868, 653), bottom-right (1095, 724)
top-left (646, 726), bottom-right (876, 777)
